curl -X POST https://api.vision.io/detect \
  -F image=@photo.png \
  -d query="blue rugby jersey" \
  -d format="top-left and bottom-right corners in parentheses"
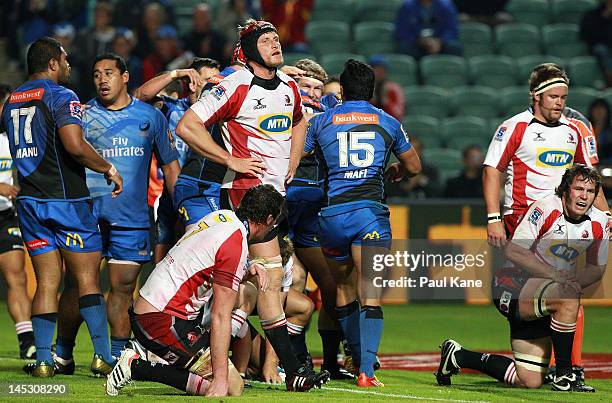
top-left (161, 96), bottom-right (190, 167)
top-left (304, 100), bottom-right (411, 206)
top-left (0, 79), bottom-right (88, 200)
top-left (83, 97), bottom-right (178, 227)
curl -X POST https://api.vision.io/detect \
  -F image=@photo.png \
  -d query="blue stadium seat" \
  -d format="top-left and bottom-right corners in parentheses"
top-left (506, 0), bottom-right (550, 25)
top-left (568, 56), bottom-right (605, 88)
top-left (354, 0), bottom-right (402, 23)
top-left (402, 115), bottom-right (442, 149)
top-left (551, 0), bottom-right (598, 25)
top-left (469, 55), bottom-right (518, 88)
top-left (305, 21), bottom-right (351, 58)
top-left (450, 86), bottom-right (499, 119)
top-left (442, 116), bottom-right (490, 150)
top-left (404, 86), bottom-right (449, 118)
top-left (459, 22), bottom-right (494, 58)
top-left (542, 24), bottom-right (588, 59)
top-left (420, 55), bottom-right (468, 87)
top-left (353, 22), bottom-right (395, 56)
top-left (495, 23), bottom-right (541, 58)
top-left (381, 54), bottom-right (418, 87)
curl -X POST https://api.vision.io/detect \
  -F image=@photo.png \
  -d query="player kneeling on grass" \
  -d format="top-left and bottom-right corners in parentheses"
top-left (437, 165), bottom-right (607, 392)
top-left (106, 185), bottom-right (282, 397)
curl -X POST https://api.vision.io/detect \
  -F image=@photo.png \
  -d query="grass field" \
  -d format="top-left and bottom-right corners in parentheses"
top-left (0, 302), bottom-right (610, 402)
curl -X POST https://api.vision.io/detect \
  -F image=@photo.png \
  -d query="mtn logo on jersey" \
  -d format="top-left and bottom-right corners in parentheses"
top-left (549, 244), bottom-right (579, 261)
top-left (536, 148), bottom-right (574, 168)
top-left (0, 158), bottom-right (12, 172)
top-left (9, 88), bottom-right (44, 104)
top-left (258, 113), bottom-right (292, 134)
top-left (333, 112), bottom-right (379, 125)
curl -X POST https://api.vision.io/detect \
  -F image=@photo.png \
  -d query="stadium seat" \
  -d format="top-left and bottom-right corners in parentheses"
top-left (422, 148), bottom-right (462, 170)
top-left (354, 0), bottom-right (402, 23)
top-left (381, 54), bottom-right (418, 86)
top-left (305, 21), bottom-right (351, 57)
top-left (283, 53), bottom-right (317, 66)
top-left (506, 0), bottom-right (550, 25)
top-left (459, 22), bottom-right (494, 58)
top-left (500, 86), bottom-right (529, 119)
top-left (320, 53), bottom-right (366, 75)
top-left (450, 86), bottom-right (499, 119)
top-left (420, 55), bottom-right (468, 87)
top-left (404, 86), bottom-right (449, 118)
top-left (551, 0), bottom-right (598, 25)
top-left (568, 56), bottom-right (606, 88)
top-left (441, 116), bottom-right (490, 150)
top-left (516, 55), bottom-right (565, 79)
top-left (402, 116), bottom-right (442, 149)
top-left (602, 89), bottom-right (612, 109)
top-left (468, 55), bottom-right (518, 88)
top-left (353, 22), bottom-right (395, 56)
top-left (310, 0), bottom-right (354, 22)
top-left (495, 23), bottom-right (541, 58)
top-left (569, 87), bottom-right (600, 115)
top-left (541, 24), bottom-right (588, 59)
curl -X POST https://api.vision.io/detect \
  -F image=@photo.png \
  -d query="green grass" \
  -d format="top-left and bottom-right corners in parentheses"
top-left (0, 303), bottom-right (610, 401)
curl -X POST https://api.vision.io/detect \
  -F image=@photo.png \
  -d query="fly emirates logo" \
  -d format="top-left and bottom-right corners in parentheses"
top-left (100, 137), bottom-right (144, 158)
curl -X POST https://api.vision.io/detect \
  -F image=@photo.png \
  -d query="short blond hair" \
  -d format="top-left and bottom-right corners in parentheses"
top-left (295, 59), bottom-right (328, 83)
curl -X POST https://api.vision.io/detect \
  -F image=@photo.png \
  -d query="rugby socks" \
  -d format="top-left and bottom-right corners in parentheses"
top-left (111, 337), bottom-right (130, 358)
top-left (261, 315), bottom-right (300, 376)
top-left (231, 309), bottom-right (248, 338)
top-left (287, 321), bottom-right (309, 364)
top-left (131, 359), bottom-right (197, 392)
top-left (185, 372), bottom-right (212, 396)
top-left (359, 305), bottom-right (383, 377)
top-left (55, 336), bottom-right (75, 360)
top-left (572, 306), bottom-right (584, 367)
top-left (79, 294), bottom-right (113, 363)
top-left (455, 349), bottom-right (517, 385)
top-left (16, 321), bottom-right (34, 347)
top-left (550, 317), bottom-right (576, 375)
top-left (337, 300), bottom-right (361, 369)
top-left (32, 313), bottom-right (57, 364)
top-left (319, 329), bottom-right (343, 369)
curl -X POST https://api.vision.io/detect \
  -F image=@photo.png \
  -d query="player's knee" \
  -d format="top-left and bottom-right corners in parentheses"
top-left (228, 365), bottom-right (245, 396)
top-left (520, 374), bottom-right (543, 389)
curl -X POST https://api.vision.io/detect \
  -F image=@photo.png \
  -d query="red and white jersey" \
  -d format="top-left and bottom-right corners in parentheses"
top-left (512, 194), bottom-right (609, 271)
top-left (139, 210), bottom-right (249, 320)
top-left (484, 108), bottom-right (593, 215)
top-left (190, 69), bottom-right (304, 194)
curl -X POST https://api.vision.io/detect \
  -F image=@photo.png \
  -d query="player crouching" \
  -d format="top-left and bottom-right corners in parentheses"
top-left (436, 165), bottom-right (606, 392)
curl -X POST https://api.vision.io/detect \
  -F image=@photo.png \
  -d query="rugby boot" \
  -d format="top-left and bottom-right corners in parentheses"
top-left (435, 339), bottom-right (461, 386)
top-left (551, 369), bottom-right (595, 392)
top-left (19, 341), bottom-right (36, 360)
top-left (286, 365), bottom-right (330, 392)
top-left (106, 348), bottom-right (139, 396)
top-left (357, 372), bottom-right (384, 387)
top-left (31, 361), bottom-right (55, 377)
top-left (321, 364), bottom-right (355, 380)
top-left (91, 354), bottom-right (114, 377)
top-left (23, 352), bottom-right (75, 375)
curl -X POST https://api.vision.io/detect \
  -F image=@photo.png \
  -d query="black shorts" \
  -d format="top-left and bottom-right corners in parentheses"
top-left (0, 209), bottom-right (24, 254)
top-left (492, 268), bottom-right (551, 340)
top-left (129, 308), bottom-right (210, 367)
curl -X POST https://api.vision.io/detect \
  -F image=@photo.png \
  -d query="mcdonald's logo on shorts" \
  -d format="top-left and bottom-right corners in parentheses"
top-left (363, 231), bottom-right (380, 240)
top-left (65, 233), bottom-right (84, 248)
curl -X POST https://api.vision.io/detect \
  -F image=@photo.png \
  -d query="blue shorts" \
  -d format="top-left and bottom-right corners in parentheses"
top-left (173, 177), bottom-right (221, 226)
top-left (286, 185), bottom-right (324, 248)
top-left (156, 190), bottom-right (179, 245)
top-left (318, 201), bottom-right (391, 262)
top-left (99, 221), bottom-right (151, 263)
top-left (17, 198), bottom-right (102, 256)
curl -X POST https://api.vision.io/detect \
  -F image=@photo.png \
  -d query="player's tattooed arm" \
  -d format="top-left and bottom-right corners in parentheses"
top-left (58, 123), bottom-right (123, 196)
top-left (133, 69), bottom-right (203, 101)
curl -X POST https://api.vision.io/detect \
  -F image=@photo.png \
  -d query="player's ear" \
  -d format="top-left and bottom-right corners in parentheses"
top-left (49, 57), bottom-right (59, 72)
top-left (122, 70), bottom-right (129, 85)
top-left (265, 214), bottom-right (274, 226)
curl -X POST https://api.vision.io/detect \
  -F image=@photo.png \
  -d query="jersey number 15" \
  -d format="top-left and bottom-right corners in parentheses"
top-left (336, 131), bottom-right (375, 168)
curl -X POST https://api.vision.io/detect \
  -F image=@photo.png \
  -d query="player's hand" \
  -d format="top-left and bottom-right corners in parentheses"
top-left (262, 361), bottom-right (283, 385)
top-left (0, 183), bottom-right (18, 200)
top-left (205, 379), bottom-right (229, 397)
top-left (553, 270), bottom-right (582, 295)
top-left (487, 221), bottom-right (507, 248)
top-left (250, 262), bottom-right (269, 292)
top-left (384, 162), bottom-right (405, 182)
top-left (279, 65), bottom-right (306, 78)
top-left (285, 160), bottom-right (299, 184)
top-left (175, 69), bottom-right (203, 93)
top-left (106, 171), bottom-right (123, 197)
top-left (227, 155), bottom-right (266, 177)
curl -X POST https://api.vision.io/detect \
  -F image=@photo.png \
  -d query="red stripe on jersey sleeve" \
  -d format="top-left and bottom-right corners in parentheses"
top-left (537, 209), bottom-right (562, 239)
top-left (203, 84), bottom-right (249, 127)
top-left (213, 229), bottom-right (246, 291)
top-left (587, 220), bottom-right (604, 265)
top-left (497, 122), bottom-right (528, 171)
top-left (569, 122), bottom-right (595, 167)
top-left (289, 81), bottom-right (304, 126)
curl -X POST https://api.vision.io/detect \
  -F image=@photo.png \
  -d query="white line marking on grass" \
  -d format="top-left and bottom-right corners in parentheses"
top-left (321, 386), bottom-right (490, 402)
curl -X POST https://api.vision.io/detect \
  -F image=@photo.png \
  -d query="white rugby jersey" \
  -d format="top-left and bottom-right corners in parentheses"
top-left (0, 133), bottom-right (14, 211)
top-left (512, 194), bottom-right (609, 271)
top-left (139, 210), bottom-right (249, 320)
top-left (190, 69), bottom-right (304, 194)
top-left (484, 109), bottom-right (593, 215)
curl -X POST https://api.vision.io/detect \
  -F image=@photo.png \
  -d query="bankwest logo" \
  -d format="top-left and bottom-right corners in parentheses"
top-left (9, 88), bottom-right (44, 103)
top-left (536, 148), bottom-right (574, 168)
top-left (333, 113), bottom-right (379, 125)
top-left (258, 113), bottom-right (292, 134)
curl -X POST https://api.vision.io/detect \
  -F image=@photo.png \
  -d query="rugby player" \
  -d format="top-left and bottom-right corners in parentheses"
top-left (175, 20), bottom-right (329, 389)
top-left (1, 37), bottom-right (122, 377)
top-left (437, 165), bottom-right (606, 392)
top-left (302, 59), bottom-right (421, 386)
top-left (0, 84), bottom-right (34, 359)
